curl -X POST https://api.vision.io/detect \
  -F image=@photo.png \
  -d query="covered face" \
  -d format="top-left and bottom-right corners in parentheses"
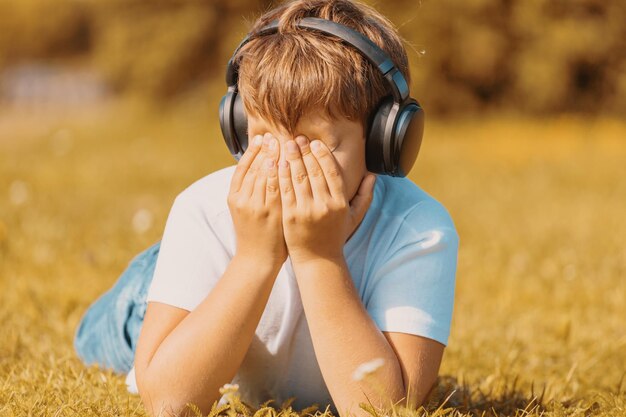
top-left (247, 108), bottom-right (370, 203)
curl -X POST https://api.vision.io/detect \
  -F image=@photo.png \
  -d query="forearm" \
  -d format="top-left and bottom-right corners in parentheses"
top-left (292, 257), bottom-right (405, 417)
top-left (139, 254), bottom-right (281, 416)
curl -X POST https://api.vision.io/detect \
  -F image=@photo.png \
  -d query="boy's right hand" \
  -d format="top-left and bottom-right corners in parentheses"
top-left (227, 133), bottom-right (287, 269)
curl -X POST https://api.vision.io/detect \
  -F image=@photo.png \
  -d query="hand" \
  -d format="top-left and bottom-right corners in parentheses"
top-left (278, 135), bottom-right (376, 265)
top-left (227, 133), bottom-right (288, 268)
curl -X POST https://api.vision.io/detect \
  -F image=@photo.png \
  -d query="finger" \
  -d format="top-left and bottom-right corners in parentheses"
top-left (350, 173), bottom-right (376, 223)
top-left (259, 136), bottom-right (279, 205)
top-left (295, 135), bottom-right (330, 202)
top-left (229, 135), bottom-right (263, 194)
top-left (252, 135), bottom-right (278, 203)
top-left (284, 139), bottom-right (313, 205)
top-left (240, 133), bottom-right (272, 197)
top-left (278, 157), bottom-right (296, 209)
top-left (310, 139), bottom-right (346, 200)
top-left (252, 158), bottom-right (269, 204)
top-left (265, 155), bottom-right (281, 206)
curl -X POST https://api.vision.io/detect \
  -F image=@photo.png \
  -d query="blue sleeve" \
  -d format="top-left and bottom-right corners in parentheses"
top-left (365, 200), bottom-right (459, 346)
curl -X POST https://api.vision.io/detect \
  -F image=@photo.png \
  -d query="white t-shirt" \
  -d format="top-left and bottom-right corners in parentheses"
top-left (126, 165), bottom-right (459, 413)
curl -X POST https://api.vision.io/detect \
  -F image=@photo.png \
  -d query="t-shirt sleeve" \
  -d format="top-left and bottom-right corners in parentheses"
top-left (365, 201), bottom-right (459, 346)
top-left (146, 191), bottom-right (232, 311)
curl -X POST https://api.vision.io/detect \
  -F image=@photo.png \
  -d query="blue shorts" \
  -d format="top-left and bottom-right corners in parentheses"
top-left (73, 241), bottom-right (161, 374)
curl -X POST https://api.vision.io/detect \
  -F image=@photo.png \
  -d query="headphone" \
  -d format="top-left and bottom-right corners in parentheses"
top-left (219, 17), bottom-right (424, 177)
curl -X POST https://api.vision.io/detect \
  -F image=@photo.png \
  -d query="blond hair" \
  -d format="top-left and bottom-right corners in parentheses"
top-left (234, 0), bottom-right (411, 136)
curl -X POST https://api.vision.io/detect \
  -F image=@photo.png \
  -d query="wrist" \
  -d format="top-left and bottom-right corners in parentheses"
top-left (287, 243), bottom-right (345, 265)
top-left (232, 251), bottom-right (284, 275)
top-left (289, 253), bottom-right (346, 271)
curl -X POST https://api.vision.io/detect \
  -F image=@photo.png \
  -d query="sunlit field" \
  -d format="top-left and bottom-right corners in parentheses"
top-left (1, 98), bottom-right (624, 416)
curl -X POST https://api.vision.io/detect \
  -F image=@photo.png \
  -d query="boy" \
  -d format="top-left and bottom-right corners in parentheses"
top-left (73, 1), bottom-right (459, 416)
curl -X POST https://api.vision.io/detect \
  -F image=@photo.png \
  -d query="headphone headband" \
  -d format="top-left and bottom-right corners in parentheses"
top-left (226, 17), bottom-right (410, 102)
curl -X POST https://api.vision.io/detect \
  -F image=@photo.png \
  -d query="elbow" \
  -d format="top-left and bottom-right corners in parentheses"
top-left (138, 382), bottom-right (180, 417)
top-left (137, 374), bottom-right (220, 417)
top-left (139, 388), bottom-right (201, 417)
top-left (402, 376), bottom-right (438, 411)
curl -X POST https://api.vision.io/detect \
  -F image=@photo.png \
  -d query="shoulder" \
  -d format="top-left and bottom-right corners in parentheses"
top-left (374, 175), bottom-right (459, 251)
top-left (170, 165), bottom-right (236, 219)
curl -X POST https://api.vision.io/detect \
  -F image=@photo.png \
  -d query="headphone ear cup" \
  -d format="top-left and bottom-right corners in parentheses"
top-left (219, 90), bottom-right (241, 158)
top-left (393, 102), bottom-right (424, 177)
top-left (232, 93), bottom-right (249, 154)
top-left (366, 97), bottom-right (394, 175)
top-left (218, 90), bottom-right (248, 161)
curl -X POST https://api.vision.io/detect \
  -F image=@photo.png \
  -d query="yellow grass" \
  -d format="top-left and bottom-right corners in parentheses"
top-left (1, 98), bottom-right (625, 416)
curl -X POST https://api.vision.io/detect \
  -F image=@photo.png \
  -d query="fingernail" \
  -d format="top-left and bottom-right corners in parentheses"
top-left (295, 136), bottom-right (308, 148)
top-left (263, 136), bottom-right (270, 147)
top-left (254, 136), bottom-right (263, 146)
top-left (287, 141), bottom-right (298, 154)
top-left (311, 140), bottom-right (321, 152)
top-left (269, 138), bottom-right (277, 151)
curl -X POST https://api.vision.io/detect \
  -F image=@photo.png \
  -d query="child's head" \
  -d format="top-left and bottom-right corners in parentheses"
top-left (235, 0), bottom-right (410, 135)
top-left (233, 0), bottom-right (412, 200)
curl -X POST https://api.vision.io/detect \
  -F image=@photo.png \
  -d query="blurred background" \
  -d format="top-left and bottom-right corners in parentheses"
top-left (0, 0), bottom-right (625, 416)
top-left (1, 0), bottom-right (625, 114)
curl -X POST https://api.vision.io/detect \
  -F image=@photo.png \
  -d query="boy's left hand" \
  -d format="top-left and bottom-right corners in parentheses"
top-left (278, 135), bottom-right (376, 265)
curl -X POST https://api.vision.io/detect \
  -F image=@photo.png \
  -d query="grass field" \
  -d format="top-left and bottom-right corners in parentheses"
top-left (0, 98), bottom-right (624, 416)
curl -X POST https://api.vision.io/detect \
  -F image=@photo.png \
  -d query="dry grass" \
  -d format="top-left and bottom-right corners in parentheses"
top-left (0, 99), bottom-right (624, 416)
